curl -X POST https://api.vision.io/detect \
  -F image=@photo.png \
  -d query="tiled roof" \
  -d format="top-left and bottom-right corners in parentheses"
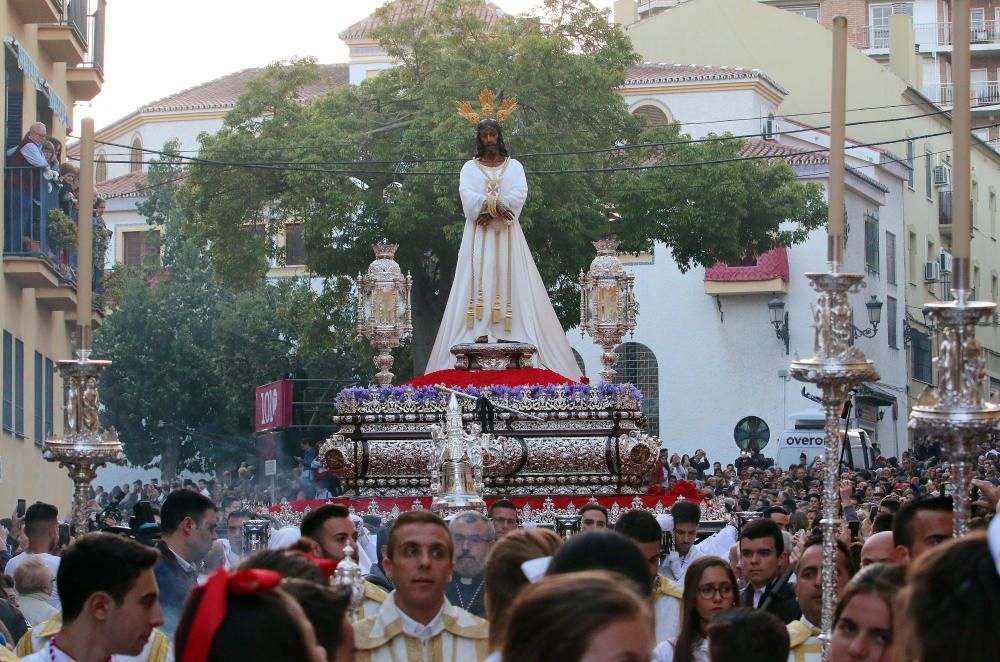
top-left (739, 139), bottom-right (830, 165)
top-left (739, 141), bottom-right (888, 191)
top-left (338, 0), bottom-right (505, 41)
top-left (704, 247), bottom-right (789, 282)
top-left (624, 63), bottom-right (788, 95)
top-left (781, 117), bottom-right (905, 165)
top-left (138, 64), bottom-right (349, 113)
top-left (96, 171), bottom-right (149, 199)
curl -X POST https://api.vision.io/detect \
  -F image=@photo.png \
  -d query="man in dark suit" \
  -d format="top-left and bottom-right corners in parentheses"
top-left (153, 490), bottom-right (217, 636)
top-left (738, 518), bottom-right (801, 624)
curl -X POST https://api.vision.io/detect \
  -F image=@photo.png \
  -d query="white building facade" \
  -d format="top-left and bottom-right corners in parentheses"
top-left (569, 64), bottom-right (910, 464)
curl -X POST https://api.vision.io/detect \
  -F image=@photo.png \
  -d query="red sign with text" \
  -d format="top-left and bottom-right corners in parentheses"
top-left (255, 380), bottom-right (293, 432)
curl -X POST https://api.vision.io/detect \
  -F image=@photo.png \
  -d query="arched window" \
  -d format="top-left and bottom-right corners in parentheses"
top-left (631, 103), bottom-right (670, 128)
top-left (129, 135), bottom-right (143, 173)
top-left (95, 150), bottom-right (107, 183)
top-left (572, 349), bottom-right (586, 377)
top-left (614, 342), bottom-right (659, 437)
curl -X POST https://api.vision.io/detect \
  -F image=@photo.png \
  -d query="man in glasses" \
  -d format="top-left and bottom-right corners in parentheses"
top-left (487, 500), bottom-right (519, 539)
top-left (444, 512), bottom-right (493, 617)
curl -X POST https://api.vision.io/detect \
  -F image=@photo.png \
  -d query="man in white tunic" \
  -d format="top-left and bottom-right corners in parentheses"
top-left (355, 511), bottom-right (489, 662)
top-left (426, 96), bottom-right (581, 380)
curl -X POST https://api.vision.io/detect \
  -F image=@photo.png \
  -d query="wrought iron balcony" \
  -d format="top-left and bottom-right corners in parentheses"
top-left (3, 166), bottom-right (78, 289)
top-left (66, 0), bottom-right (105, 100)
top-left (853, 21), bottom-right (1000, 51)
top-left (923, 81), bottom-right (1000, 107)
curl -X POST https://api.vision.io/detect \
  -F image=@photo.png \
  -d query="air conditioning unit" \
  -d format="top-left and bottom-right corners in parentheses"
top-left (924, 261), bottom-right (941, 282)
top-left (939, 251), bottom-right (953, 273)
top-left (933, 165), bottom-right (951, 187)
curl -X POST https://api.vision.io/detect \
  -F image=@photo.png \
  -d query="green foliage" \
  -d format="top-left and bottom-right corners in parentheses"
top-left (46, 209), bottom-right (77, 252)
top-left (182, 0), bottom-right (640, 369)
top-left (607, 123), bottom-right (828, 269)
top-left (95, 143), bottom-right (372, 480)
top-left (180, 0), bottom-right (826, 371)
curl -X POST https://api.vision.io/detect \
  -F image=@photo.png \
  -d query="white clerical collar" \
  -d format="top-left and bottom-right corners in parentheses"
top-left (801, 616), bottom-right (820, 634)
top-left (397, 602), bottom-right (446, 640)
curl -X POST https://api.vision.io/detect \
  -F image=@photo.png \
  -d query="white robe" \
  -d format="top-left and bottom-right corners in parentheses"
top-left (426, 157), bottom-right (581, 380)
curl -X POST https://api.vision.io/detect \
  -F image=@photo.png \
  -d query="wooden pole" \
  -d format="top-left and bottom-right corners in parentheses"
top-left (951, 0), bottom-right (971, 293)
top-left (827, 16), bottom-right (848, 271)
top-left (76, 118), bottom-right (95, 350)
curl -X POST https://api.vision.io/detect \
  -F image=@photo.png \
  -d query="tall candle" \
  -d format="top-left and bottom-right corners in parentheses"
top-left (827, 16), bottom-right (847, 268)
top-left (951, 0), bottom-right (972, 292)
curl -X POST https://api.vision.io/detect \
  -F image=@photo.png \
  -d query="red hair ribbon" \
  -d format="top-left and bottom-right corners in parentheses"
top-left (290, 551), bottom-right (339, 578)
top-left (180, 568), bottom-right (282, 662)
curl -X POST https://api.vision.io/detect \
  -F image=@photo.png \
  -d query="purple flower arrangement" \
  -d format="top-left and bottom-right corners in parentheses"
top-left (333, 382), bottom-right (643, 414)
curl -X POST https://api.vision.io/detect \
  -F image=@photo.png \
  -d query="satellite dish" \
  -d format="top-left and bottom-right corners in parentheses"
top-left (734, 416), bottom-right (770, 452)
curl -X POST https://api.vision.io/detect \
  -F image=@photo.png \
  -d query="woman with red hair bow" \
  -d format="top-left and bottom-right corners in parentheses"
top-left (175, 568), bottom-right (327, 662)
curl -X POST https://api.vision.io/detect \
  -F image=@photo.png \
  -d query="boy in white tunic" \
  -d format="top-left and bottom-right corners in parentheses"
top-left (355, 510), bottom-right (489, 662)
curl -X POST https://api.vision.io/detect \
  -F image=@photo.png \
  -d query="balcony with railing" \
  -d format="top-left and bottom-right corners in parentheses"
top-left (3, 167), bottom-right (81, 310)
top-left (852, 21), bottom-right (1000, 52)
top-left (37, 0), bottom-right (90, 65)
top-left (923, 81), bottom-right (1000, 108)
top-left (9, 0), bottom-right (63, 24)
top-left (66, 0), bottom-right (105, 100)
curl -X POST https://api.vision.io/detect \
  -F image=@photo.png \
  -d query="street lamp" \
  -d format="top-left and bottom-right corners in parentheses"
top-left (767, 297), bottom-right (789, 355)
top-left (850, 295), bottom-right (884, 342)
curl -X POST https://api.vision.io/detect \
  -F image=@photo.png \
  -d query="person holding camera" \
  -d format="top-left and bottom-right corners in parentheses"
top-left (690, 450), bottom-right (711, 480)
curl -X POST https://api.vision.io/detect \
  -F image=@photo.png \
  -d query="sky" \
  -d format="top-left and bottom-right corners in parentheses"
top-left (82, 0), bottom-right (616, 131)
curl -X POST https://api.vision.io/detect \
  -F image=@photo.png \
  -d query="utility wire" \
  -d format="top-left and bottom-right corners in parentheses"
top-left (100, 143), bottom-right (960, 200)
top-left (116, 98), bottom-right (975, 154)
top-left (92, 122), bottom-right (997, 178)
top-left (92, 105), bottom-right (960, 169)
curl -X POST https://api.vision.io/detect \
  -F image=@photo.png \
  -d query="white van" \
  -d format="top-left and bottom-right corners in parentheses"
top-left (775, 411), bottom-right (876, 470)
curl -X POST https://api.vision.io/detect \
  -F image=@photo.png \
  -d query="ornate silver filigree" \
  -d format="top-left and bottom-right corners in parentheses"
top-left (580, 238), bottom-right (638, 382)
top-left (909, 291), bottom-right (1000, 537)
top-left (44, 351), bottom-right (125, 535)
top-left (790, 272), bottom-right (878, 658)
top-left (429, 395), bottom-right (486, 510)
top-left (356, 244), bottom-right (413, 385)
top-left (450, 341), bottom-right (537, 371)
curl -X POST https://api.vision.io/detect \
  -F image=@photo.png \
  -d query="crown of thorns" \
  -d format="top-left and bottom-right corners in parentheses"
top-left (455, 88), bottom-right (518, 125)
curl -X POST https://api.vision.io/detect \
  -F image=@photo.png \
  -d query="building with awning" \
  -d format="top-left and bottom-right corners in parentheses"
top-left (0, 0), bottom-right (108, 513)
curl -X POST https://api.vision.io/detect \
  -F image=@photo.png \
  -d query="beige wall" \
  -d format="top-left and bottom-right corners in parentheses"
top-left (0, 5), bottom-right (92, 511)
top-left (626, 0), bottom-right (1000, 426)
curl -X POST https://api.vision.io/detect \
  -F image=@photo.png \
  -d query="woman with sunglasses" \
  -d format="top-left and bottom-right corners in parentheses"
top-left (654, 556), bottom-right (738, 662)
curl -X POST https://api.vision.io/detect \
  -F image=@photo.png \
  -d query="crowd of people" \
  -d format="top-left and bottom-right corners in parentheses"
top-left (0, 437), bottom-right (994, 661)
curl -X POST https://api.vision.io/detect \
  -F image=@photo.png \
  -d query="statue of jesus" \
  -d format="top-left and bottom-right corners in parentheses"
top-left (425, 93), bottom-right (581, 380)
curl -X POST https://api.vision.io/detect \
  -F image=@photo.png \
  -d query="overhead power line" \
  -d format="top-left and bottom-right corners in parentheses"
top-left (92, 105), bottom-right (960, 170)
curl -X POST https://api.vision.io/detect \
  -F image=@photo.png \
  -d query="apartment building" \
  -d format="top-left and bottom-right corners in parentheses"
top-left (76, 65), bottom-right (347, 277)
top-left (1, 0), bottom-right (106, 508)
top-left (614, 0), bottom-right (1000, 447)
top-left (568, 62), bottom-right (910, 461)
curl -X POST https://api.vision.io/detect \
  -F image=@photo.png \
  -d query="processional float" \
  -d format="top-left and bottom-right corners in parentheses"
top-left (313, 240), bottom-right (686, 525)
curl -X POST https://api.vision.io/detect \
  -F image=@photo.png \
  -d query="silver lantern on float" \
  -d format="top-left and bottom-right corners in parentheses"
top-left (357, 243), bottom-right (412, 386)
top-left (580, 238), bottom-right (637, 383)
